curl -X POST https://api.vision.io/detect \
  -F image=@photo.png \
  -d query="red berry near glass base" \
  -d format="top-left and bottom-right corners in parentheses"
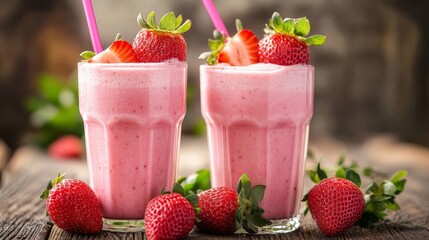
top-left (307, 177), bottom-right (365, 237)
top-left (40, 173), bottom-right (102, 234)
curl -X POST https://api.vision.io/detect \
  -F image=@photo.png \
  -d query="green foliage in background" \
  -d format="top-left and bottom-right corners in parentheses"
top-left (186, 81), bottom-right (206, 136)
top-left (26, 74), bottom-right (83, 148)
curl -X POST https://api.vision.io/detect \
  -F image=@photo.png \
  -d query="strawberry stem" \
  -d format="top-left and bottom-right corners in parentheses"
top-left (40, 172), bottom-right (65, 200)
top-left (264, 12), bottom-right (326, 46)
top-left (137, 11), bottom-right (191, 34)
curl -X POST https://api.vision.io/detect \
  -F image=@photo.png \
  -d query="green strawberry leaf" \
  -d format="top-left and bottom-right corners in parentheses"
top-left (159, 12), bottom-right (176, 31)
top-left (309, 170), bottom-right (319, 183)
top-left (294, 17), bottom-right (310, 37)
top-left (283, 19), bottom-right (295, 34)
top-left (393, 179), bottom-right (406, 194)
top-left (302, 192), bottom-right (309, 202)
top-left (386, 199), bottom-right (400, 210)
top-left (80, 51), bottom-right (96, 60)
top-left (303, 205), bottom-right (310, 216)
top-left (367, 182), bottom-right (379, 193)
top-left (346, 169), bottom-right (361, 188)
top-left (316, 163), bottom-right (328, 180)
top-left (172, 182), bottom-right (186, 196)
top-left (391, 170), bottom-right (408, 184)
top-left (208, 39), bottom-right (223, 51)
top-left (304, 35), bottom-right (326, 46)
top-left (137, 13), bottom-right (151, 29)
top-left (250, 185), bottom-right (266, 204)
top-left (248, 212), bottom-right (271, 227)
top-left (370, 195), bottom-right (392, 202)
top-left (176, 19), bottom-right (191, 34)
top-left (238, 174), bottom-right (252, 197)
top-left (271, 12), bottom-right (284, 33)
top-left (147, 11), bottom-right (157, 29)
top-left (175, 14), bottom-right (183, 28)
top-left (236, 19), bottom-right (243, 32)
top-left (178, 169), bottom-right (211, 195)
top-left (335, 166), bottom-right (346, 179)
top-left (242, 220), bottom-right (258, 234)
top-left (186, 194), bottom-right (199, 208)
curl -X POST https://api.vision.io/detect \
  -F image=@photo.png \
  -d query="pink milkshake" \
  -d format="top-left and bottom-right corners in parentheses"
top-left (78, 62), bottom-right (186, 231)
top-left (200, 63), bottom-right (314, 232)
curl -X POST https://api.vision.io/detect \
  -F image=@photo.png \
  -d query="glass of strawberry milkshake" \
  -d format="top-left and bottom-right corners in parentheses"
top-left (200, 13), bottom-right (325, 233)
top-left (78, 12), bottom-right (191, 232)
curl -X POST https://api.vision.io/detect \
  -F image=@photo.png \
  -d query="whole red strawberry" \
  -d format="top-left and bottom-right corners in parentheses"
top-left (133, 11), bottom-right (191, 62)
top-left (144, 186), bottom-right (196, 240)
top-left (307, 177), bottom-right (365, 237)
top-left (196, 174), bottom-right (271, 235)
top-left (199, 20), bottom-right (259, 66)
top-left (81, 34), bottom-right (137, 63)
top-left (259, 12), bottom-right (326, 66)
top-left (196, 187), bottom-right (238, 234)
top-left (40, 173), bottom-right (102, 234)
top-left (48, 135), bottom-right (82, 159)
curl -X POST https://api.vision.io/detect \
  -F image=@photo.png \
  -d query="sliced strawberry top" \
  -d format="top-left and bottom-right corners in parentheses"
top-left (218, 29), bottom-right (259, 66)
top-left (88, 40), bottom-right (137, 63)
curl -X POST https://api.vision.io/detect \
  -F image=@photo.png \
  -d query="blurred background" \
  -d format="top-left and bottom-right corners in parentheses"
top-left (0, 0), bottom-right (428, 158)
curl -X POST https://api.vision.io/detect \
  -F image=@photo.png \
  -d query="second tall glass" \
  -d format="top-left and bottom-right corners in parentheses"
top-left (200, 64), bottom-right (314, 233)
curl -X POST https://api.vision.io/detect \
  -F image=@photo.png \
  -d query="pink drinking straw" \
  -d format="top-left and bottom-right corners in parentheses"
top-left (82, 0), bottom-right (103, 53)
top-left (202, 0), bottom-right (230, 36)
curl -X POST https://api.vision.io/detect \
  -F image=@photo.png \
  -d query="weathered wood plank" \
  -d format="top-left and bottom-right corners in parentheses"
top-left (1, 146), bottom-right (429, 239)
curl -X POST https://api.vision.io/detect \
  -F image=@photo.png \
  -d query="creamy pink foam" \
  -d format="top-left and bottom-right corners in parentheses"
top-left (78, 62), bottom-right (186, 219)
top-left (200, 63), bottom-right (314, 220)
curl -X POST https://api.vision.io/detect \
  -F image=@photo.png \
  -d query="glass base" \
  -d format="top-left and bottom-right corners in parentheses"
top-left (103, 218), bottom-right (145, 232)
top-left (257, 215), bottom-right (300, 234)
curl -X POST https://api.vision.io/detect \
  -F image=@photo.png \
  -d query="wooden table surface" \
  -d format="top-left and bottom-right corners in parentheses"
top-left (1, 135), bottom-right (429, 239)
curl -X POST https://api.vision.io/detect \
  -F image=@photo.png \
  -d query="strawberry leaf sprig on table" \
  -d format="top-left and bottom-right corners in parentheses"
top-left (303, 157), bottom-right (408, 236)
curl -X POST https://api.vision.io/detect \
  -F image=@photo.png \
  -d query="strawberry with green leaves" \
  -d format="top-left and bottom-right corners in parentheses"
top-left (196, 174), bottom-right (271, 235)
top-left (303, 160), bottom-right (407, 237)
top-left (133, 11), bottom-right (191, 63)
top-left (305, 173), bottom-right (365, 237)
top-left (199, 20), bottom-right (259, 66)
top-left (40, 173), bottom-right (102, 234)
top-left (259, 12), bottom-right (326, 66)
top-left (81, 34), bottom-right (137, 63)
top-left (144, 184), bottom-right (198, 240)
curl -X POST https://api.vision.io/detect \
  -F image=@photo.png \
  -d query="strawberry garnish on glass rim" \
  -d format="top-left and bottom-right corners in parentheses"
top-left (258, 12), bottom-right (326, 66)
top-left (199, 20), bottom-right (259, 66)
top-left (132, 11), bottom-right (191, 63)
top-left (80, 34), bottom-right (137, 63)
